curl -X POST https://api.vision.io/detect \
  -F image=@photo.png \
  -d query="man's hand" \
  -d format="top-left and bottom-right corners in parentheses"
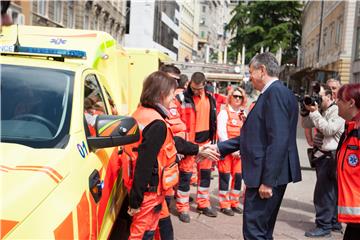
top-left (196, 144), bottom-right (220, 163)
top-left (259, 184), bottom-right (273, 199)
top-left (304, 102), bottom-right (318, 112)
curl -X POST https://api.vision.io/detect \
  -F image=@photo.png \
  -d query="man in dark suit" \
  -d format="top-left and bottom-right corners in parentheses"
top-left (215, 52), bottom-right (302, 239)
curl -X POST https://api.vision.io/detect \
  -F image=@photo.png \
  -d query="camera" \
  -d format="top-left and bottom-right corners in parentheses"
top-left (298, 94), bottom-right (322, 116)
top-left (298, 82), bottom-right (322, 117)
top-left (303, 95), bottom-right (322, 106)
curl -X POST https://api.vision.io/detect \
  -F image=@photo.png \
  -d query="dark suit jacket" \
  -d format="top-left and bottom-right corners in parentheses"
top-left (218, 80), bottom-right (302, 188)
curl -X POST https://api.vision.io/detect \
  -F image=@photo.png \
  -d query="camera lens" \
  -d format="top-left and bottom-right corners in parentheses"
top-left (303, 96), bottom-right (313, 105)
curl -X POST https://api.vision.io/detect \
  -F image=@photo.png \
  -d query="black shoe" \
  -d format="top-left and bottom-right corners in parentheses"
top-left (220, 208), bottom-right (234, 216)
top-left (189, 196), bottom-right (194, 203)
top-left (178, 212), bottom-right (190, 223)
top-left (197, 207), bottom-right (217, 217)
top-left (231, 206), bottom-right (243, 214)
top-left (304, 227), bottom-right (331, 238)
top-left (332, 223), bottom-right (343, 233)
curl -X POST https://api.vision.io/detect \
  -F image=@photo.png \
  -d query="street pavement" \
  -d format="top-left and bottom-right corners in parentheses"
top-left (170, 120), bottom-right (343, 240)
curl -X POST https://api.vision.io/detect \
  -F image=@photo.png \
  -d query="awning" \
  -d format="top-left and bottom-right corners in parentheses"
top-left (205, 73), bottom-right (243, 82)
top-left (290, 67), bottom-right (337, 80)
top-left (290, 67), bottom-right (312, 80)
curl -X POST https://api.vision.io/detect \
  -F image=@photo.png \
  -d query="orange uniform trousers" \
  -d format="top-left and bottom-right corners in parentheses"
top-left (176, 141), bottom-right (212, 212)
top-left (129, 192), bottom-right (164, 240)
top-left (218, 154), bottom-right (242, 209)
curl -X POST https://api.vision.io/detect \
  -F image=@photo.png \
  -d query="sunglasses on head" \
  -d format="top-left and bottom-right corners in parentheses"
top-left (232, 94), bottom-right (243, 100)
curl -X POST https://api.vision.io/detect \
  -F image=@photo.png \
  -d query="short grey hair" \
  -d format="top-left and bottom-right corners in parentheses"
top-left (249, 52), bottom-right (280, 77)
top-left (326, 78), bottom-right (341, 86)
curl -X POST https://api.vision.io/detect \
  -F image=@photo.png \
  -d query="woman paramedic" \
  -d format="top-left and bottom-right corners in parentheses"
top-left (335, 83), bottom-right (360, 240)
top-left (124, 71), bottom-right (218, 240)
top-left (216, 87), bottom-right (247, 216)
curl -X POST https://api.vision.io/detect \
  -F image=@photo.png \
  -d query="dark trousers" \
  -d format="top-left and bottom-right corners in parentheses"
top-left (344, 223), bottom-right (360, 240)
top-left (158, 216), bottom-right (174, 240)
top-left (314, 155), bottom-right (338, 230)
top-left (243, 184), bottom-right (287, 240)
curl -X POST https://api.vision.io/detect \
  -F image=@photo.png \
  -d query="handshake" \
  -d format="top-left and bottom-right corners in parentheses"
top-left (195, 144), bottom-right (220, 163)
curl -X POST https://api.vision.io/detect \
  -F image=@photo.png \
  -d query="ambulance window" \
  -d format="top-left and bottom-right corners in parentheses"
top-left (84, 74), bottom-right (107, 136)
top-left (1, 64), bottom-right (74, 149)
top-left (104, 87), bottom-right (118, 115)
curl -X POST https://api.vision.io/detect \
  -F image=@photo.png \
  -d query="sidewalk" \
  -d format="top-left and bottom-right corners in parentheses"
top-left (170, 123), bottom-right (343, 240)
top-left (170, 171), bottom-right (342, 240)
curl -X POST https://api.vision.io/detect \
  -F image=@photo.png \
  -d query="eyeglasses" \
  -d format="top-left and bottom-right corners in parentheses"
top-left (190, 85), bottom-right (205, 91)
top-left (232, 95), bottom-right (243, 100)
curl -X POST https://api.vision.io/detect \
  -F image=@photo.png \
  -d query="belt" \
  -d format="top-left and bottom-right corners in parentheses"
top-left (318, 149), bottom-right (336, 155)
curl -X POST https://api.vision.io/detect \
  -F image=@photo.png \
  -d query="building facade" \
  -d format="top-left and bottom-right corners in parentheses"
top-left (8, 1), bottom-right (30, 25)
top-left (124, 0), bottom-right (180, 60)
top-left (351, 1), bottom-right (360, 82)
top-left (178, 0), bottom-right (199, 62)
top-left (9, 0), bottom-right (127, 44)
top-left (300, 0), bottom-right (356, 84)
top-left (197, 0), bottom-right (231, 63)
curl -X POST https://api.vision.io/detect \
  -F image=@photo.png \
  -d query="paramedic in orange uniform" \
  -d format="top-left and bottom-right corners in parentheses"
top-left (335, 83), bottom-right (360, 240)
top-left (175, 72), bottom-right (217, 222)
top-left (159, 65), bottom-right (184, 205)
top-left (126, 71), bottom-right (178, 240)
top-left (126, 71), bottom-right (219, 239)
top-left (217, 87), bottom-right (247, 216)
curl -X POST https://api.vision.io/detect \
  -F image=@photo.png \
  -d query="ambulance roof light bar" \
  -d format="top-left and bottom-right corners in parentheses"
top-left (14, 46), bottom-right (87, 59)
top-left (10, 25), bottom-right (86, 59)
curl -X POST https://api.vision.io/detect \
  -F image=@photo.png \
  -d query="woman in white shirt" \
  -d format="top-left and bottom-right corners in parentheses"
top-left (217, 87), bottom-right (247, 216)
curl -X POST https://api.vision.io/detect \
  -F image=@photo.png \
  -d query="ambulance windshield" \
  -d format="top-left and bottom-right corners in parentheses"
top-left (0, 64), bottom-right (74, 148)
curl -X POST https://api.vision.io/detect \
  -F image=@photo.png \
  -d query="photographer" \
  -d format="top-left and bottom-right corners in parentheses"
top-left (301, 84), bottom-right (345, 238)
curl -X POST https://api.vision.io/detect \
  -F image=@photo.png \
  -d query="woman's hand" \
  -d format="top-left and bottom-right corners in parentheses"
top-left (232, 150), bottom-right (240, 158)
top-left (128, 207), bottom-right (140, 216)
top-left (196, 144), bottom-right (220, 162)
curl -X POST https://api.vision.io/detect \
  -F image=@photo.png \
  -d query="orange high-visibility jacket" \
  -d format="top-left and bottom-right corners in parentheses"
top-left (167, 101), bottom-right (187, 139)
top-left (121, 106), bottom-right (178, 194)
top-left (175, 88), bottom-right (217, 143)
top-left (336, 121), bottom-right (360, 223)
top-left (225, 106), bottom-right (246, 139)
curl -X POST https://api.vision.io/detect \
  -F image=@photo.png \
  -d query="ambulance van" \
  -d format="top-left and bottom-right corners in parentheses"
top-left (0, 25), bottom-right (138, 239)
top-left (125, 48), bottom-right (172, 113)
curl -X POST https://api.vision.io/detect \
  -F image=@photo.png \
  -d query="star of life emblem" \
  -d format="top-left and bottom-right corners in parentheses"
top-left (348, 154), bottom-right (359, 167)
top-left (231, 119), bottom-right (237, 125)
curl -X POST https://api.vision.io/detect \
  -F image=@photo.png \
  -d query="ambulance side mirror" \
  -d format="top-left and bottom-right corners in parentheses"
top-left (87, 115), bottom-right (139, 149)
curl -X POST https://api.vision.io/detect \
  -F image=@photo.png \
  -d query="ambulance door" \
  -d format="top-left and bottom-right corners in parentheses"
top-left (82, 72), bottom-right (119, 238)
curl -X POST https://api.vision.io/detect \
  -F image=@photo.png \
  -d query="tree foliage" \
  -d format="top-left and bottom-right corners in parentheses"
top-left (227, 1), bottom-right (303, 64)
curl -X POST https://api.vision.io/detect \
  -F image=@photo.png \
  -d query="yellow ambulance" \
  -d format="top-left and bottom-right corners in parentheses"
top-left (126, 48), bottom-right (172, 113)
top-left (0, 25), bottom-right (138, 239)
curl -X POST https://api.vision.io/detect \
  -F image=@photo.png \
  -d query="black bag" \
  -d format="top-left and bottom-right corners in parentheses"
top-left (307, 148), bottom-right (317, 168)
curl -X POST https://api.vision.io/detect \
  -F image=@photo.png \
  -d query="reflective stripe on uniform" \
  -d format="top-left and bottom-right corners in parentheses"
top-left (165, 174), bottom-right (177, 183)
top-left (230, 190), bottom-right (241, 195)
top-left (176, 197), bottom-right (189, 203)
top-left (219, 190), bottom-right (229, 195)
top-left (177, 189), bottom-right (190, 196)
top-left (338, 206), bottom-right (360, 215)
top-left (197, 193), bottom-right (209, 199)
top-left (230, 196), bottom-right (239, 201)
top-left (198, 186), bottom-right (209, 192)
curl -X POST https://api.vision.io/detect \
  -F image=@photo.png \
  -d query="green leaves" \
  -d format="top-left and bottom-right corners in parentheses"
top-left (227, 1), bottom-right (303, 64)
